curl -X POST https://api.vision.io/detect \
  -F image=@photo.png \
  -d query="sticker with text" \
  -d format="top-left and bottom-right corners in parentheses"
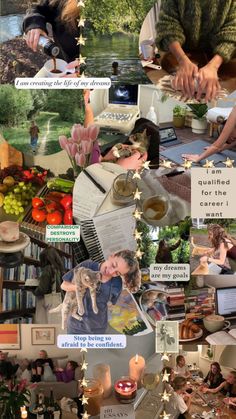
top-left (150, 264), bottom-right (189, 281)
top-left (57, 334), bottom-right (127, 349)
top-left (46, 225), bottom-right (80, 242)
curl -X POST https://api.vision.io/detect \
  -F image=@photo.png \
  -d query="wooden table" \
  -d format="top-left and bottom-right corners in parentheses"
top-left (186, 390), bottom-right (236, 419)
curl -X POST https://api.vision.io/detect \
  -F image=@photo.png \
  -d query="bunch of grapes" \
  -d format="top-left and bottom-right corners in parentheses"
top-left (3, 182), bottom-right (36, 216)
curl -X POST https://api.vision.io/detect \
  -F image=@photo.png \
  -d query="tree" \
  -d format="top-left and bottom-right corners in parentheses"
top-left (45, 90), bottom-right (84, 122)
top-left (0, 85), bottom-right (33, 126)
top-left (28, 90), bottom-right (47, 119)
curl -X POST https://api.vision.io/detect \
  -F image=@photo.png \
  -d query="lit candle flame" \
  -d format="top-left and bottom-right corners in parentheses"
top-left (135, 354), bottom-right (139, 364)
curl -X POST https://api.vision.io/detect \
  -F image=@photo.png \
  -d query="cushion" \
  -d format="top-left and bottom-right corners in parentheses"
top-left (51, 356), bottom-right (68, 369)
top-left (74, 366), bottom-right (83, 382)
top-left (21, 368), bottom-right (32, 382)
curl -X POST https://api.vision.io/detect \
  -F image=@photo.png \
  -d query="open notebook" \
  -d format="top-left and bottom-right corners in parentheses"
top-left (206, 328), bottom-right (236, 345)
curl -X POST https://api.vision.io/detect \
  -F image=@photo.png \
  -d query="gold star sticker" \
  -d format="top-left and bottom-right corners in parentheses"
top-left (80, 72), bottom-right (86, 78)
top-left (134, 229), bottom-right (142, 240)
top-left (160, 389), bottom-right (172, 402)
top-left (133, 188), bottom-right (142, 200)
top-left (132, 171), bottom-right (141, 180)
top-left (181, 159), bottom-right (192, 170)
top-left (80, 348), bottom-right (88, 353)
top-left (203, 159), bottom-right (215, 168)
top-left (112, 147), bottom-right (120, 158)
top-left (75, 35), bottom-right (87, 46)
top-left (136, 248), bottom-right (144, 259)
top-left (161, 352), bottom-right (170, 362)
top-left (160, 160), bottom-right (173, 169)
top-left (80, 395), bottom-right (89, 405)
top-left (77, 17), bottom-right (86, 27)
top-left (222, 157), bottom-right (235, 168)
top-left (133, 209), bottom-right (143, 220)
top-left (80, 377), bottom-right (89, 387)
top-left (78, 54), bottom-right (86, 65)
top-left (82, 412), bottom-right (91, 419)
top-left (77, 0), bottom-right (85, 7)
top-left (162, 369), bottom-right (170, 382)
top-left (81, 361), bottom-right (88, 371)
top-left (142, 160), bottom-right (151, 170)
top-left (160, 411), bottom-right (171, 419)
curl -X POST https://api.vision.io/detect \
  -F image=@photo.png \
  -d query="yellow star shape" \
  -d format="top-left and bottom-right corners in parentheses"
top-left (80, 377), bottom-right (89, 387)
top-left (133, 209), bottom-right (143, 220)
top-left (78, 17), bottom-right (86, 27)
top-left (78, 54), bottom-right (86, 65)
top-left (112, 147), bottom-right (120, 158)
top-left (181, 159), bottom-right (192, 170)
top-left (132, 171), bottom-right (141, 180)
top-left (75, 35), bottom-right (87, 46)
top-left (203, 159), bottom-right (214, 168)
top-left (160, 389), bottom-right (172, 402)
top-left (161, 352), bottom-right (170, 362)
top-left (80, 72), bottom-right (86, 78)
top-left (81, 361), bottom-right (88, 371)
top-left (222, 157), bottom-right (235, 168)
top-left (142, 160), bottom-right (151, 170)
top-left (80, 348), bottom-right (88, 353)
top-left (162, 369), bottom-right (170, 382)
top-left (82, 412), bottom-right (91, 419)
top-left (160, 160), bottom-right (173, 169)
top-left (77, 0), bottom-right (85, 7)
top-left (160, 411), bottom-right (171, 419)
top-left (134, 229), bottom-right (142, 240)
top-left (80, 395), bottom-right (89, 405)
top-left (133, 188), bottom-right (142, 200)
top-left (136, 248), bottom-right (144, 259)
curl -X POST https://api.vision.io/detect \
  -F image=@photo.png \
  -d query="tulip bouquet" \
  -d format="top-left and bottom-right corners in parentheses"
top-left (0, 378), bottom-right (35, 418)
top-left (59, 124), bottom-right (100, 177)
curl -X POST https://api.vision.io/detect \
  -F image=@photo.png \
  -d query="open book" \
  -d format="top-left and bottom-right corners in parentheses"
top-left (206, 328), bottom-right (236, 345)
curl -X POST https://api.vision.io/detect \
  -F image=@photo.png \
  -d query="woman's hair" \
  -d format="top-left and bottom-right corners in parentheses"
top-left (208, 362), bottom-right (222, 384)
top-left (40, 247), bottom-right (64, 273)
top-left (40, 350), bottom-right (48, 358)
top-left (49, 0), bottom-right (80, 26)
top-left (67, 360), bottom-right (78, 370)
top-left (173, 376), bottom-right (187, 391)
top-left (114, 250), bottom-right (141, 293)
top-left (176, 355), bottom-right (184, 366)
top-left (207, 224), bottom-right (236, 249)
top-left (229, 371), bottom-right (236, 381)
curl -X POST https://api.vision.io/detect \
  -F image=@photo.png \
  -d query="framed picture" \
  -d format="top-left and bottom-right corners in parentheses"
top-left (200, 345), bottom-right (215, 361)
top-left (0, 324), bottom-right (21, 350)
top-left (155, 321), bottom-right (179, 353)
top-left (31, 327), bottom-right (55, 345)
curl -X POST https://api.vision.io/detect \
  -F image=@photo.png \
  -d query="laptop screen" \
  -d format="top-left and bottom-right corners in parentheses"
top-left (216, 287), bottom-right (236, 318)
top-left (159, 127), bottom-right (177, 143)
top-left (109, 84), bottom-right (138, 106)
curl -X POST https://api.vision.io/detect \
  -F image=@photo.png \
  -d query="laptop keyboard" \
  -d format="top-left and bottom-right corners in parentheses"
top-left (97, 112), bottom-right (133, 122)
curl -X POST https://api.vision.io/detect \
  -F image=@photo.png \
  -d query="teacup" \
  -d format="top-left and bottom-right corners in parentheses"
top-left (140, 40), bottom-right (155, 61)
top-left (43, 58), bottom-right (75, 78)
top-left (142, 195), bottom-right (169, 226)
top-left (203, 314), bottom-right (225, 333)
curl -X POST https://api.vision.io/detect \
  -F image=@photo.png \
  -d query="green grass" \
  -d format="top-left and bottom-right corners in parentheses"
top-left (1, 112), bottom-right (72, 155)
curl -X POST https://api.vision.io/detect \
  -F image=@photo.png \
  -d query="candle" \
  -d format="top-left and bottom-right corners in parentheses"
top-left (21, 406), bottom-right (28, 418)
top-left (93, 363), bottom-right (112, 398)
top-left (129, 354), bottom-right (146, 388)
top-left (83, 379), bottom-right (103, 416)
top-left (114, 377), bottom-right (137, 404)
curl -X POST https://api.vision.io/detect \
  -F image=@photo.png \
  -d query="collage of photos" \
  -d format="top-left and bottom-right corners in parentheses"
top-left (0, 0), bottom-right (236, 418)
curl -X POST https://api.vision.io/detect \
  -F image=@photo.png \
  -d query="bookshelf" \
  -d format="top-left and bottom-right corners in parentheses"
top-left (0, 233), bottom-right (73, 323)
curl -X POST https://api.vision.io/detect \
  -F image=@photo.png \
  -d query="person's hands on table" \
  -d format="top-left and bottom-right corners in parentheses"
top-left (172, 56), bottom-right (198, 98)
top-left (25, 29), bottom-right (48, 52)
top-left (118, 151), bottom-right (148, 170)
top-left (182, 153), bottom-right (201, 163)
top-left (196, 63), bottom-right (220, 102)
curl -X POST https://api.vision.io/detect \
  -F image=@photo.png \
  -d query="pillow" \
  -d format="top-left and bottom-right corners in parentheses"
top-left (42, 364), bottom-right (57, 382)
top-left (21, 369), bottom-right (32, 382)
top-left (52, 356), bottom-right (68, 369)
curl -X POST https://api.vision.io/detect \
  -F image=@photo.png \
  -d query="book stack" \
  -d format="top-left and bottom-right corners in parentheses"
top-left (2, 265), bottom-right (41, 282)
top-left (185, 286), bottom-right (215, 321)
top-left (2, 289), bottom-right (36, 311)
top-left (165, 286), bottom-right (186, 322)
top-left (3, 317), bottom-right (33, 324)
top-left (24, 242), bottom-right (73, 270)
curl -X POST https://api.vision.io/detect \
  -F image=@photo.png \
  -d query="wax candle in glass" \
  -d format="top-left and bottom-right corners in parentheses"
top-left (83, 379), bottom-right (103, 416)
top-left (114, 377), bottom-right (137, 404)
top-left (110, 173), bottom-right (136, 206)
top-left (129, 354), bottom-right (146, 388)
top-left (93, 364), bottom-right (112, 398)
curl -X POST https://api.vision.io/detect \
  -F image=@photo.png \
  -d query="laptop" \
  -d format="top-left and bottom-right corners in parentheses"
top-left (94, 84), bottom-right (140, 134)
top-left (159, 126), bottom-right (182, 147)
top-left (215, 286), bottom-right (236, 327)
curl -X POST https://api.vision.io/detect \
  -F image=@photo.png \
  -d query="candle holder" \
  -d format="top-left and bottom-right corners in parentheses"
top-left (114, 377), bottom-right (137, 404)
top-left (110, 173), bottom-right (136, 206)
top-left (83, 379), bottom-right (103, 416)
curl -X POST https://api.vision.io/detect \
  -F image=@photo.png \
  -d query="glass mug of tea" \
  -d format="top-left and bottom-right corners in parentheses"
top-left (43, 58), bottom-right (76, 77)
top-left (142, 194), bottom-right (171, 226)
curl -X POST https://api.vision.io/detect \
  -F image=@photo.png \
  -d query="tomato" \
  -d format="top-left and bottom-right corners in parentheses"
top-left (47, 211), bottom-right (63, 225)
top-left (46, 201), bottom-right (61, 213)
top-left (32, 197), bottom-right (44, 209)
top-left (60, 194), bottom-right (73, 210)
top-left (63, 208), bottom-right (73, 225)
top-left (32, 208), bottom-right (47, 222)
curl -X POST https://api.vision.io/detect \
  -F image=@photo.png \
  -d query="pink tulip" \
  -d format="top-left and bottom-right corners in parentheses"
top-left (88, 124), bottom-right (100, 141)
top-left (71, 124), bottom-right (81, 142)
top-left (59, 135), bottom-right (68, 150)
top-left (81, 139), bottom-right (93, 154)
top-left (18, 379), bottom-right (27, 392)
top-left (75, 152), bottom-right (86, 167)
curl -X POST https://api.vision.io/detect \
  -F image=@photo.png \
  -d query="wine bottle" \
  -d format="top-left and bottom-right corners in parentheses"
top-left (47, 387), bottom-right (55, 418)
top-left (53, 401), bottom-right (62, 419)
top-left (36, 394), bottom-right (46, 419)
top-left (38, 36), bottom-right (60, 57)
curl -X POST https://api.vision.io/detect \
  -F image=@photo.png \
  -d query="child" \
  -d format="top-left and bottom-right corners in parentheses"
top-left (172, 376), bottom-right (192, 418)
top-left (55, 360), bottom-right (78, 383)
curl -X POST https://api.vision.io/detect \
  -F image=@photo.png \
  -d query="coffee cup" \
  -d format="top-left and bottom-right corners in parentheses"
top-left (203, 314), bottom-right (225, 333)
top-left (142, 195), bottom-right (169, 226)
top-left (43, 58), bottom-right (75, 78)
top-left (140, 40), bottom-right (154, 61)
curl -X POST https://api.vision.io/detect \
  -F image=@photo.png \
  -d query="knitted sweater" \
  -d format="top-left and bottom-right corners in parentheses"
top-left (155, 0), bottom-right (236, 62)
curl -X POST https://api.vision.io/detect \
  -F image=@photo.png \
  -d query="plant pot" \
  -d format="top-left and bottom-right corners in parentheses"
top-left (173, 115), bottom-right (185, 128)
top-left (192, 117), bottom-right (208, 134)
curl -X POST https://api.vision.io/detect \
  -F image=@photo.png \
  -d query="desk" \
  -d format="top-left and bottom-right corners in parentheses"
top-left (186, 391), bottom-right (236, 419)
